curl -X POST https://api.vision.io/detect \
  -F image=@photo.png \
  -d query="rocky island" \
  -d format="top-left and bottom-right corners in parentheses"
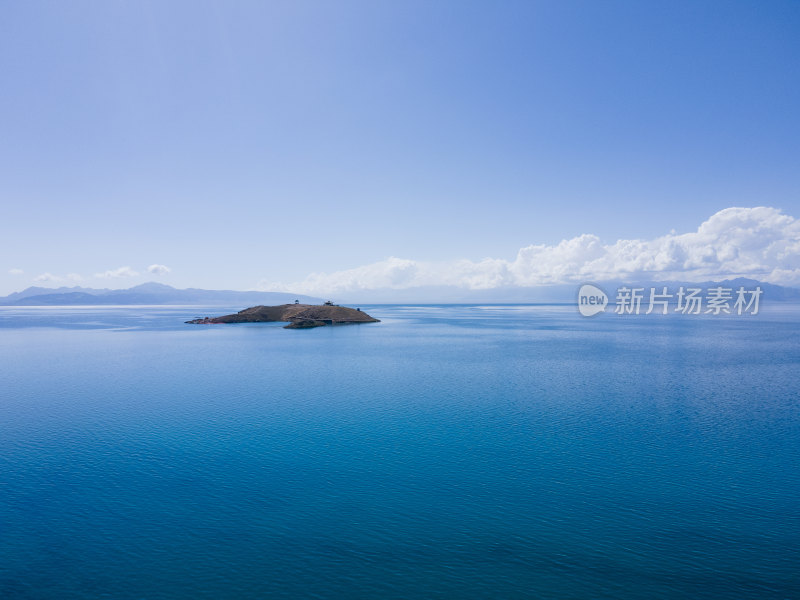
top-left (186, 303), bottom-right (380, 329)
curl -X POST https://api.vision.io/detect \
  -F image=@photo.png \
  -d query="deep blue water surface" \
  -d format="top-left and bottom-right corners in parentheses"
top-left (1, 304), bottom-right (799, 599)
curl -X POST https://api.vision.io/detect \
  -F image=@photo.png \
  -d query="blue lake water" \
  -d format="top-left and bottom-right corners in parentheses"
top-left (1, 304), bottom-right (799, 599)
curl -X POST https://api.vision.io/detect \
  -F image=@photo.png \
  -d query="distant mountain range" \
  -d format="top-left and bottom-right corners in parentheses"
top-left (338, 278), bottom-right (800, 304)
top-left (0, 283), bottom-right (323, 306)
top-left (1, 278), bottom-right (798, 306)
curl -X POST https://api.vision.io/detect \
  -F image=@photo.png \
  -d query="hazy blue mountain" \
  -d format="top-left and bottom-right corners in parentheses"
top-left (2, 285), bottom-right (114, 302)
top-left (4, 292), bottom-right (109, 305)
top-left (0, 283), bottom-right (323, 306)
top-left (339, 278), bottom-right (800, 304)
top-left (598, 278), bottom-right (800, 303)
top-left (3, 279), bottom-right (798, 306)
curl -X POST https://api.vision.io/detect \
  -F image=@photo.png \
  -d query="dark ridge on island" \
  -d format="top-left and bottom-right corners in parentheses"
top-left (186, 303), bottom-right (380, 329)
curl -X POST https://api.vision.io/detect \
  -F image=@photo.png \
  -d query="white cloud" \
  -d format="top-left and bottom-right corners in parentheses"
top-left (66, 273), bottom-right (83, 282)
top-left (95, 266), bottom-right (140, 279)
top-left (147, 264), bottom-right (171, 275)
top-left (259, 207), bottom-right (800, 294)
top-left (9, 268), bottom-right (24, 275)
top-left (33, 272), bottom-right (61, 283)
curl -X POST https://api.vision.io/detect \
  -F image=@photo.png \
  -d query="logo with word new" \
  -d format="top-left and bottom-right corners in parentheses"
top-left (577, 284), bottom-right (609, 316)
top-left (577, 283), bottom-right (763, 316)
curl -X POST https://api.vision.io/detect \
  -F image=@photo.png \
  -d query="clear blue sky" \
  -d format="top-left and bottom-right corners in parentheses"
top-left (2, 0), bottom-right (799, 295)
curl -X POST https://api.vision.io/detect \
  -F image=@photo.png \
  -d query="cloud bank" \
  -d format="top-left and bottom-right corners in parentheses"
top-left (95, 266), bottom-right (140, 279)
top-left (260, 207), bottom-right (800, 295)
top-left (147, 264), bottom-right (171, 275)
top-left (33, 272), bottom-right (60, 283)
top-left (32, 272), bottom-right (84, 283)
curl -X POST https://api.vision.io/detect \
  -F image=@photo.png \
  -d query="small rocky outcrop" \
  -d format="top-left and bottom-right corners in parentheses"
top-left (186, 304), bottom-right (379, 328)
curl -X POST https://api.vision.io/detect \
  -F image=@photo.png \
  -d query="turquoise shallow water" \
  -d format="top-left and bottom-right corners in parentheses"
top-left (1, 304), bottom-right (799, 599)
